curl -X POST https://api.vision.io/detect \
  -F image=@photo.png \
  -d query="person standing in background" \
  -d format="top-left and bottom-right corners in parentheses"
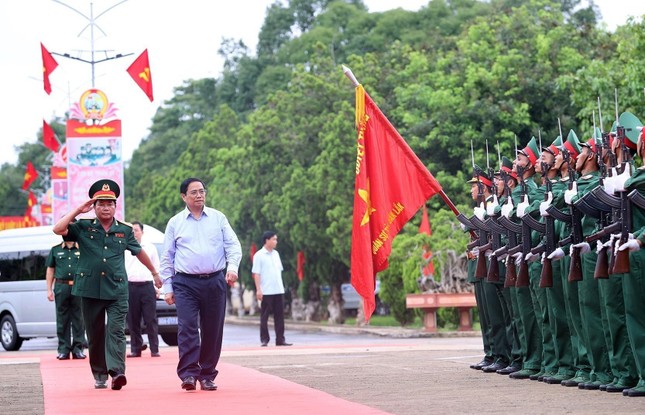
top-left (126, 221), bottom-right (161, 358)
top-left (253, 231), bottom-right (292, 347)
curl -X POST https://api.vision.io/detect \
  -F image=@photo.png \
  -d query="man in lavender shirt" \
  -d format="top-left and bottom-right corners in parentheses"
top-left (160, 177), bottom-right (242, 392)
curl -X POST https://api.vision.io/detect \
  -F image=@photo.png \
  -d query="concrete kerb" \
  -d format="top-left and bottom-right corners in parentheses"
top-left (224, 315), bottom-right (480, 339)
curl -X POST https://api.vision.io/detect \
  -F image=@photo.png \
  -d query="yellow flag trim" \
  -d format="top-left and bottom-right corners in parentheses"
top-left (355, 84), bottom-right (365, 129)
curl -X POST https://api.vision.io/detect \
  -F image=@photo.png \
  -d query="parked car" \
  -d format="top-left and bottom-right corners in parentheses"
top-left (341, 280), bottom-right (389, 316)
top-left (0, 224), bottom-right (177, 351)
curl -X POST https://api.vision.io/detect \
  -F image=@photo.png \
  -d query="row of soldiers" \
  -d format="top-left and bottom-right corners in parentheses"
top-left (462, 111), bottom-right (645, 398)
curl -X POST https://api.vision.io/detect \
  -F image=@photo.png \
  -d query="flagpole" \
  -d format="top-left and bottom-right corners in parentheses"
top-left (342, 65), bottom-right (473, 235)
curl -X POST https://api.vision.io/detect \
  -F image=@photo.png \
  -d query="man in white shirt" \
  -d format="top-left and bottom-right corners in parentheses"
top-left (126, 221), bottom-right (161, 357)
top-left (252, 231), bottom-right (292, 347)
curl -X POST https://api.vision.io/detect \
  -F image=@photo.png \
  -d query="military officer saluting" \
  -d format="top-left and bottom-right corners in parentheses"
top-left (45, 233), bottom-right (86, 360)
top-left (53, 179), bottom-right (162, 391)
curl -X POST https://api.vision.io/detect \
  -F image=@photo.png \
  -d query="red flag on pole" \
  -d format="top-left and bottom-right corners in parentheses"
top-left (250, 243), bottom-right (257, 262)
top-left (350, 85), bottom-right (442, 320)
top-left (42, 120), bottom-right (60, 153)
top-left (41, 43), bottom-right (58, 95)
top-left (126, 49), bottom-right (154, 102)
top-left (297, 251), bottom-right (305, 281)
top-left (21, 162), bottom-right (38, 190)
top-left (25, 191), bottom-right (38, 221)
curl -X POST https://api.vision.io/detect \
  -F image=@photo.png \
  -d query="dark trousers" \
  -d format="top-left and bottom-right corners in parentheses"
top-left (54, 282), bottom-right (85, 354)
top-left (127, 281), bottom-right (159, 353)
top-left (260, 294), bottom-right (286, 345)
top-left (81, 297), bottom-right (128, 381)
top-left (173, 272), bottom-right (226, 381)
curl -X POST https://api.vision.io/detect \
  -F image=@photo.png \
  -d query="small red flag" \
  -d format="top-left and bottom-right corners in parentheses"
top-left (297, 251), bottom-right (305, 281)
top-left (419, 205), bottom-right (431, 235)
top-left (21, 162), bottom-right (38, 190)
top-left (126, 49), bottom-right (154, 102)
top-left (51, 166), bottom-right (67, 179)
top-left (350, 86), bottom-right (442, 319)
top-left (250, 243), bottom-right (257, 262)
top-left (42, 120), bottom-right (60, 153)
top-left (41, 43), bottom-right (58, 95)
top-left (25, 191), bottom-right (38, 220)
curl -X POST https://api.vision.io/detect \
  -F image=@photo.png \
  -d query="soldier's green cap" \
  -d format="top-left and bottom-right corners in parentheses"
top-left (619, 111), bottom-right (642, 149)
top-left (544, 135), bottom-right (562, 156)
top-left (517, 136), bottom-right (539, 165)
top-left (495, 156), bottom-right (518, 181)
top-left (88, 179), bottom-right (120, 200)
top-left (466, 164), bottom-right (493, 187)
top-left (560, 129), bottom-right (581, 161)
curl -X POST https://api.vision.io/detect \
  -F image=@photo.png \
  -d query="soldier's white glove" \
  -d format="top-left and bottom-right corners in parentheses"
top-left (460, 222), bottom-right (468, 231)
top-left (596, 240), bottom-right (607, 254)
top-left (516, 194), bottom-right (530, 217)
top-left (564, 182), bottom-right (577, 205)
top-left (501, 199), bottom-right (513, 218)
top-left (471, 246), bottom-right (480, 257)
top-left (540, 252), bottom-right (545, 264)
top-left (573, 241), bottom-right (591, 255)
top-left (484, 248), bottom-right (493, 258)
top-left (473, 203), bottom-right (486, 221)
top-left (525, 251), bottom-right (539, 263)
top-left (547, 247), bottom-right (565, 260)
top-left (603, 172), bottom-right (616, 195)
top-left (512, 252), bottom-right (523, 266)
top-left (617, 239), bottom-right (641, 253)
top-left (487, 195), bottom-right (499, 216)
top-left (614, 164), bottom-right (632, 192)
top-left (539, 191), bottom-right (553, 217)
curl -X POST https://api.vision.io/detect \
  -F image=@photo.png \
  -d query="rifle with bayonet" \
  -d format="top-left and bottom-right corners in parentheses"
top-left (537, 158), bottom-right (556, 288)
top-left (496, 167), bottom-right (520, 287)
top-left (560, 148), bottom-right (584, 282)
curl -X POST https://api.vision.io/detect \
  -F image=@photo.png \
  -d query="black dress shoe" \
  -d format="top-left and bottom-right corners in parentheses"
top-left (72, 351), bottom-right (86, 359)
top-left (482, 362), bottom-right (506, 373)
top-left (127, 353), bottom-right (141, 358)
top-left (181, 376), bottom-right (196, 391)
top-left (151, 352), bottom-right (161, 357)
top-left (94, 379), bottom-right (107, 389)
top-left (141, 344), bottom-right (148, 351)
top-left (56, 353), bottom-right (70, 360)
top-left (496, 365), bottom-right (521, 375)
top-left (276, 342), bottom-right (293, 346)
top-left (470, 359), bottom-right (493, 370)
top-left (111, 373), bottom-right (127, 390)
top-left (199, 379), bottom-right (218, 391)
top-left (261, 342), bottom-right (268, 347)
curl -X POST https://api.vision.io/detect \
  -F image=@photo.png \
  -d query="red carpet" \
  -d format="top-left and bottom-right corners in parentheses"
top-left (40, 350), bottom-right (392, 415)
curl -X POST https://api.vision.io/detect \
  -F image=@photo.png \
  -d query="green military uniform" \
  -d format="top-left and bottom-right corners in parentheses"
top-left (617, 164), bottom-right (645, 396)
top-left (46, 242), bottom-right (86, 356)
top-left (65, 179), bottom-right (143, 386)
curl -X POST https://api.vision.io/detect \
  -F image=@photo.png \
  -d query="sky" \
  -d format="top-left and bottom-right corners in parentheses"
top-left (1, 0), bottom-right (644, 167)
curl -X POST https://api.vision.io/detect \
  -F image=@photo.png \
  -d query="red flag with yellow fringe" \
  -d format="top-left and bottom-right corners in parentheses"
top-left (350, 85), bottom-right (442, 320)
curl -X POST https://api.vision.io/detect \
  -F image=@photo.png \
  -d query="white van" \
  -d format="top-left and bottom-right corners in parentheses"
top-left (0, 224), bottom-right (177, 351)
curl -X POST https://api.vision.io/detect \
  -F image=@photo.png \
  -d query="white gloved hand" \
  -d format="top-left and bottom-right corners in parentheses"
top-left (614, 164), bottom-right (632, 192)
top-left (471, 246), bottom-right (480, 257)
top-left (547, 247), bottom-right (565, 260)
top-left (501, 199), bottom-right (513, 218)
top-left (460, 222), bottom-right (468, 231)
top-left (473, 203), bottom-right (486, 221)
top-left (618, 239), bottom-right (641, 253)
top-left (539, 191), bottom-right (553, 217)
top-left (484, 248), bottom-right (493, 258)
top-left (525, 251), bottom-right (539, 263)
top-left (540, 252), bottom-right (545, 264)
top-left (516, 194), bottom-right (530, 217)
top-left (564, 182), bottom-right (577, 205)
top-left (487, 195), bottom-right (499, 216)
top-left (573, 241), bottom-right (591, 255)
top-left (512, 252), bottom-right (523, 266)
top-left (596, 240), bottom-right (606, 254)
top-left (603, 173), bottom-right (615, 195)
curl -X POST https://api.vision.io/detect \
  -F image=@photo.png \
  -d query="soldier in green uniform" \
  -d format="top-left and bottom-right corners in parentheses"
top-left (53, 179), bottom-right (162, 391)
top-left (611, 117), bottom-right (645, 397)
top-left (45, 235), bottom-right (86, 360)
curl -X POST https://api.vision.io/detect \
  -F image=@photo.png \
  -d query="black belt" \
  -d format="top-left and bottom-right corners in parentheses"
top-left (55, 279), bottom-right (74, 286)
top-left (177, 270), bottom-right (224, 279)
top-left (128, 281), bottom-right (152, 286)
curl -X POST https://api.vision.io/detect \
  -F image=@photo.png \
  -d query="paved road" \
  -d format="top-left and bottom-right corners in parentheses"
top-left (2, 321), bottom-right (644, 414)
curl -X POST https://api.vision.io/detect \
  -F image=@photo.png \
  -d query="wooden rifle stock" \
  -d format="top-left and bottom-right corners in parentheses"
top-left (568, 246), bottom-right (583, 282)
top-left (475, 242), bottom-right (491, 279)
top-left (486, 255), bottom-right (500, 283)
top-left (613, 248), bottom-right (630, 274)
top-left (504, 260), bottom-right (516, 287)
top-left (594, 244), bottom-right (609, 279)
top-left (539, 258), bottom-right (553, 288)
top-left (515, 260), bottom-right (530, 287)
